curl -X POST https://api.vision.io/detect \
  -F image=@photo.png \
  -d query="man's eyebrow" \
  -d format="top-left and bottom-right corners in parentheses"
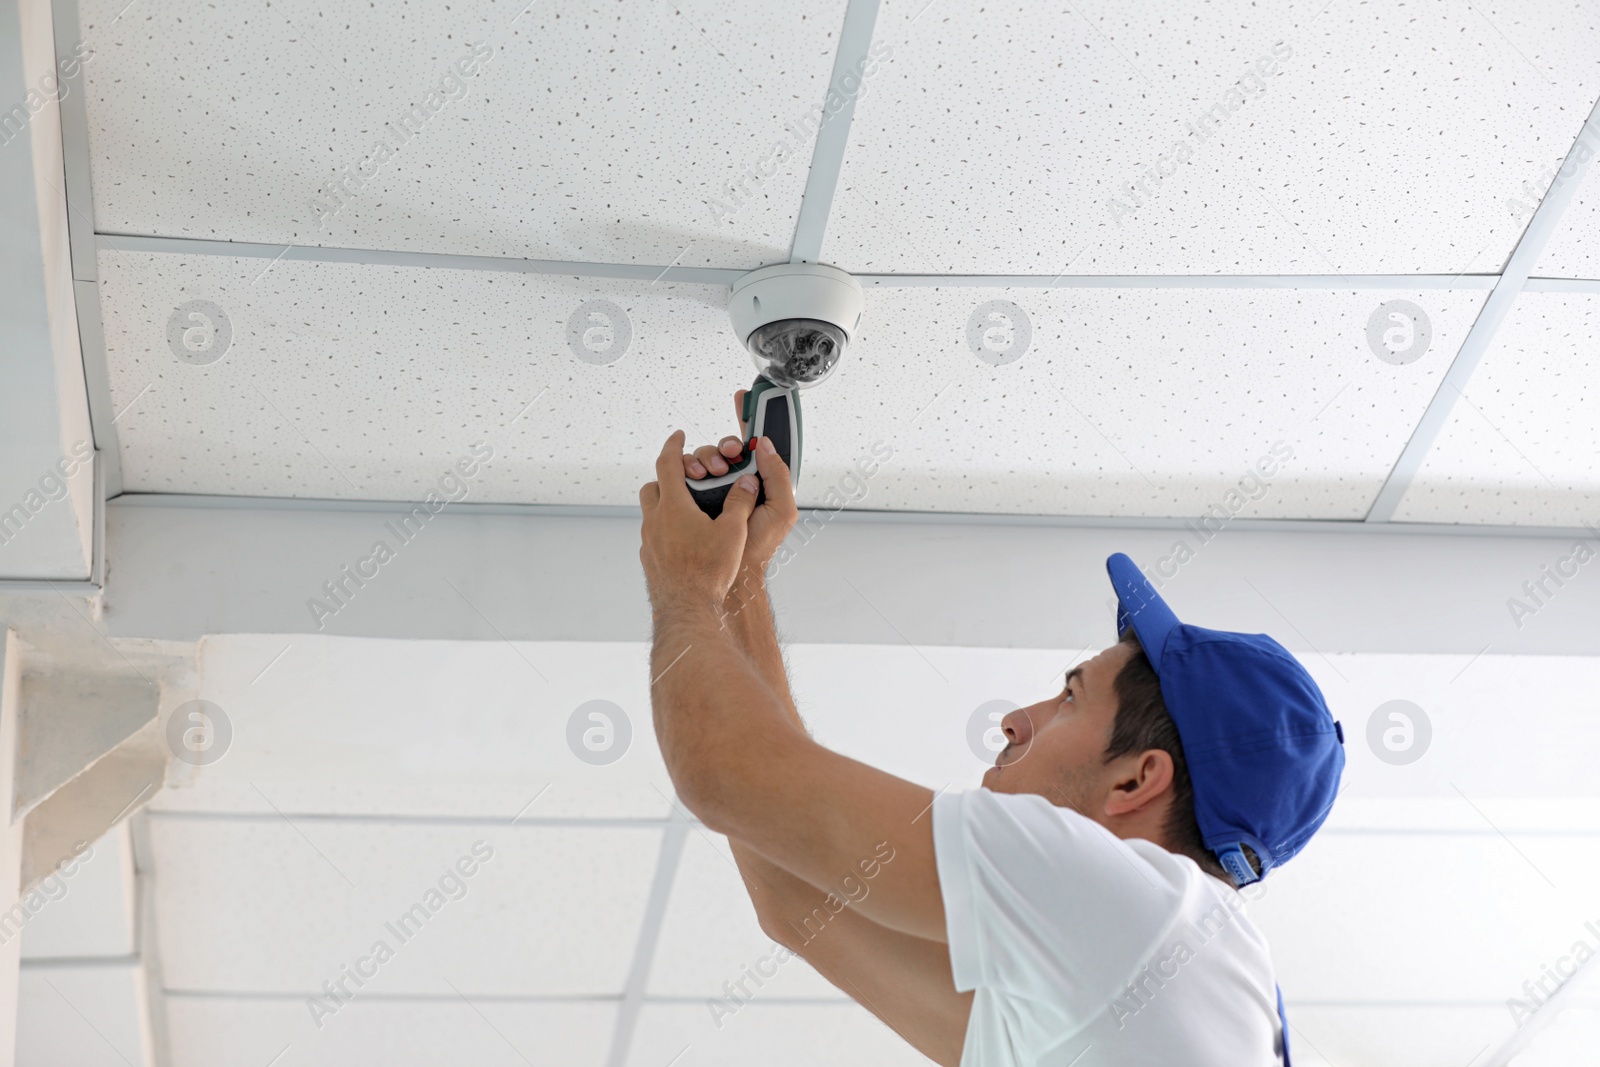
top-left (1062, 667), bottom-right (1085, 692)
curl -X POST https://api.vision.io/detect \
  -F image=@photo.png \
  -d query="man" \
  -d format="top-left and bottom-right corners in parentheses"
top-left (639, 412), bottom-right (1346, 1066)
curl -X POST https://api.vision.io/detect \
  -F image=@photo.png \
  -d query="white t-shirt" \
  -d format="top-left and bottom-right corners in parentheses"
top-left (932, 789), bottom-right (1285, 1066)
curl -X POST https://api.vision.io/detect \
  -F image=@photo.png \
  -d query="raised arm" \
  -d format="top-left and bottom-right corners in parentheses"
top-left (682, 403), bottom-right (913, 921)
top-left (644, 418), bottom-right (971, 1062)
top-left (715, 553), bottom-right (974, 1066)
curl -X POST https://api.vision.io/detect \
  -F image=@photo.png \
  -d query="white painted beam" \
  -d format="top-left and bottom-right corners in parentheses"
top-left (0, 630), bottom-right (24, 1067)
top-left (857, 274), bottom-right (1503, 289)
top-left (20, 725), bottom-right (164, 892)
top-left (95, 233), bottom-right (748, 286)
top-left (100, 497), bottom-right (1600, 656)
top-left (788, 0), bottom-right (881, 264)
top-left (0, 0), bottom-right (96, 582)
top-left (1523, 277), bottom-right (1600, 293)
top-left (42, 1), bottom-right (119, 500)
top-left (13, 653), bottom-right (160, 820)
top-left (90, 232), bottom-right (1567, 291)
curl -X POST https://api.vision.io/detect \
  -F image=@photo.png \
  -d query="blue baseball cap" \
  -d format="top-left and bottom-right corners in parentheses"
top-left (1105, 552), bottom-right (1345, 887)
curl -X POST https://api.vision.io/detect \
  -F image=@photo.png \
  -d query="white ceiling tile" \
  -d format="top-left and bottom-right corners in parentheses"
top-left (625, 1001), bottom-right (935, 1067)
top-left (99, 250), bottom-right (1488, 517)
top-left (822, 0), bottom-right (1600, 275)
top-left (19, 824), bottom-right (137, 961)
top-left (149, 818), bottom-right (659, 995)
top-left (648, 828), bottom-right (838, 999)
top-left (98, 251), bottom-right (737, 503)
top-left (1534, 136), bottom-right (1600, 279)
top-left (816, 286), bottom-right (1485, 519)
top-left (17, 962), bottom-right (152, 1067)
top-left (1254, 831), bottom-right (1600, 1003)
top-left (1394, 291), bottom-right (1600, 525)
top-left (164, 996), bottom-right (615, 1067)
top-left (150, 635), bottom-right (671, 819)
top-left (78, 0), bottom-right (848, 268)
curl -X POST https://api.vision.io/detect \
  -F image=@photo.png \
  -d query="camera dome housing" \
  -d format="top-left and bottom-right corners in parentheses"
top-left (729, 263), bottom-right (864, 389)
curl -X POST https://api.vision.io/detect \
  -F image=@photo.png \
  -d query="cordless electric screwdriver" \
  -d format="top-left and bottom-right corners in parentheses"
top-left (687, 375), bottom-right (801, 517)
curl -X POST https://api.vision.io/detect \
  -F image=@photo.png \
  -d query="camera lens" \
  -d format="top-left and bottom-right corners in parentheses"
top-left (748, 318), bottom-right (846, 388)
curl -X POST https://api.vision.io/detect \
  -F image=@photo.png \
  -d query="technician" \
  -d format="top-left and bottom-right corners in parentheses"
top-left (638, 414), bottom-right (1345, 1066)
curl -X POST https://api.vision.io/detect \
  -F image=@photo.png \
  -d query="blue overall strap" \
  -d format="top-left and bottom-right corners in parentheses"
top-left (1276, 983), bottom-right (1292, 1066)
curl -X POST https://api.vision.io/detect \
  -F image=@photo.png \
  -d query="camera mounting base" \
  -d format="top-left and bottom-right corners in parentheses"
top-left (729, 263), bottom-right (865, 350)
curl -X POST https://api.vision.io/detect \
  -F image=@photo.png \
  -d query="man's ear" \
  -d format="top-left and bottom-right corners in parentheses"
top-left (1102, 749), bottom-right (1175, 818)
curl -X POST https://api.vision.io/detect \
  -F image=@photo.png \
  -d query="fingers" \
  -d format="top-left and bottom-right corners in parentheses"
top-left (751, 436), bottom-right (796, 515)
top-left (639, 481), bottom-right (661, 509)
top-left (668, 387), bottom-right (748, 485)
top-left (682, 438), bottom-right (748, 480)
top-left (718, 469), bottom-right (761, 526)
top-left (653, 431), bottom-right (692, 504)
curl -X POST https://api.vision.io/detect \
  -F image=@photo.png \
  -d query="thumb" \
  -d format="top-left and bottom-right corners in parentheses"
top-left (751, 437), bottom-right (795, 513)
top-left (718, 471), bottom-right (761, 525)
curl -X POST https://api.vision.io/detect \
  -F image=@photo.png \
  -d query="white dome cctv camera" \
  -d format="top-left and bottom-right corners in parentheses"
top-left (729, 263), bottom-right (865, 389)
top-left (686, 263), bottom-right (864, 517)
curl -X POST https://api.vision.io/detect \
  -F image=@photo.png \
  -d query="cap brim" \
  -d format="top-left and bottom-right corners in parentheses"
top-left (1106, 553), bottom-right (1181, 670)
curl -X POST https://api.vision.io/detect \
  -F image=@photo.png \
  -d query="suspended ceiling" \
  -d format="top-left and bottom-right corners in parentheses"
top-left (70, 0), bottom-right (1600, 527)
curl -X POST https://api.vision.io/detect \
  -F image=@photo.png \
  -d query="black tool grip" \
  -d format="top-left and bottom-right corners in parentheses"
top-left (687, 375), bottom-right (801, 518)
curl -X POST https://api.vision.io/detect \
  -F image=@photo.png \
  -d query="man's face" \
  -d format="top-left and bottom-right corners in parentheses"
top-left (982, 641), bottom-right (1137, 816)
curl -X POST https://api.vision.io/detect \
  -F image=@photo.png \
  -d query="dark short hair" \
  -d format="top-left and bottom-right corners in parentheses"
top-left (1104, 632), bottom-right (1261, 883)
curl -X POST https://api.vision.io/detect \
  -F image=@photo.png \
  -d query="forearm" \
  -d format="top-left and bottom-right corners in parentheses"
top-left (719, 566), bottom-right (823, 918)
top-left (658, 563), bottom-right (871, 934)
top-left (650, 591), bottom-right (804, 824)
top-left (722, 565), bottom-right (807, 734)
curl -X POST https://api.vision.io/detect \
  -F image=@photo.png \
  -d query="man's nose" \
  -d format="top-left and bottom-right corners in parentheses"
top-left (1001, 707), bottom-right (1033, 747)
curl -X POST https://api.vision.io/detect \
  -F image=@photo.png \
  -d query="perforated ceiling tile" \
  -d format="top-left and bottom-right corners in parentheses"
top-left (99, 251), bottom-right (1490, 518)
top-left (149, 817), bottom-right (659, 995)
top-left (78, 0), bottom-right (847, 268)
top-left (166, 997), bottom-right (616, 1067)
top-left (148, 636), bottom-right (671, 820)
top-left (815, 286), bottom-right (1486, 519)
top-left (1394, 292), bottom-right (1600, 525)
top-left (1534, 137), bottom-right (1600, 279)
top-left (822, 0), bottom-right (1600, 275)
top-left (626, 1002), bottom-right (934, 1067)
top-left (99, 250), bottom-right (743, 502)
